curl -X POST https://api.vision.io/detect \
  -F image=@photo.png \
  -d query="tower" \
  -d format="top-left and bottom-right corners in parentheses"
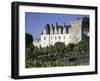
top-left (70, 20), bottom-right (82, 43)
top-left (43, 27), bottom-right (46, 35)
top-left (63, 23), bottom-right (66, 34)
top-left (63, 27), bottom-right (66, 34)
top-left (50, 24), bottom-right (53, 34)
top-left (54, 23), bottom-right (57, 34)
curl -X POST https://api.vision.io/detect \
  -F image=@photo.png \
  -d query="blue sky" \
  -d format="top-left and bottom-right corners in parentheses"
top-left (25, 12), bottom-right (89, 39)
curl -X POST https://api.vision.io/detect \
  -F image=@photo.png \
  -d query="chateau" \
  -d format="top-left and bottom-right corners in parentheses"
top-left (33, 20), bottom-right (82, 48)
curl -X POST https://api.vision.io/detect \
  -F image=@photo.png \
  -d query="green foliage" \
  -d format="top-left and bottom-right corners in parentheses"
top-left (26, 33), bottom-right (33, 47)
top-left (74, 41), bottom-right (89, 54)
top-left (54, 42), bottom-right (66, 56)
top-left (25, 33), bottom-right (35, 61)
top-left (26, 60), bottom-right (78, 68)
top-left (55, 42), bottom-right (65, 48)
top-left (25, 40), bottom-right (89, 68)
top-left (25, 46), bottom-right (35, 61)
top-left (66, 43), bottom-right (75, 51)
top-left (82, 16), bottom-right (89, 31)
top-left (82, 17), bottom-right (90, 41)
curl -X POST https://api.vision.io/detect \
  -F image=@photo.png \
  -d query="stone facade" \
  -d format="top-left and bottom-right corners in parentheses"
top-left (33, 20), bottom-right (82, 48)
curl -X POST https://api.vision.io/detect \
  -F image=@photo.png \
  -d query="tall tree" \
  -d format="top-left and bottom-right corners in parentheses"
top-left (82, 16), bottom-right (89, 32)
top-left (26, 33), bottom-right (33, 47)
top-left (82, 16), bottom-right (89, 41)
top-left (25, 33), bottom-right (34, 61)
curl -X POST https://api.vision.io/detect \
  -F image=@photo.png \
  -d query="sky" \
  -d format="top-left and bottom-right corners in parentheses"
top-left (25, 12), bottom-right (89, 39)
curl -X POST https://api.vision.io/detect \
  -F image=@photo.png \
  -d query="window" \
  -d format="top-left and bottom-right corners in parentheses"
top-left (44, 36), bottom-right (46, 40)
top-left (64, 36), bottom-right (65, 39)
top-left (59, 36), bottom-right (61, 39)
top-left (55, 36), bottom-right (57, 39)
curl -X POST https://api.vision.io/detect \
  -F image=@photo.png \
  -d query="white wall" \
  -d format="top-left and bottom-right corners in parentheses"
top-left (41, 20), bottom-right (82, 47)
top-left (41, 34), bottom-right (71, 47)
top-left (41, 35), bottom-right (50, 47)
top-left (0, 0), bottom-right (99, 81)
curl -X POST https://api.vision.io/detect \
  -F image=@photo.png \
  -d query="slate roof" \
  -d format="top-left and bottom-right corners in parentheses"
top-left (42, 23), bottom-right (71, 34)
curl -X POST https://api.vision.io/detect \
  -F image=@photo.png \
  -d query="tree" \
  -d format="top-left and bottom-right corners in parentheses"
top-left (82, 16), bottom-right (89, 41)
top-left (66, 43), bottom-right (75, 51)
top-left (54, 42), bottom-right (65, 48)
top-left (25, 33), bottom-right (34, 61)
top-left (25, 33), bottom-right (33, 47)
top-left (73, 40), bottom-right (89, 54)
top-left (54, 42), bottom-right (65, 55)
top-left (82, 16), bottom-right (89, 31)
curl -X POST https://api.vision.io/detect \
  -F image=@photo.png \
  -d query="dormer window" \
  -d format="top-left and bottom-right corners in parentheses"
top-left (44, 36), bottom-right (46, 40)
